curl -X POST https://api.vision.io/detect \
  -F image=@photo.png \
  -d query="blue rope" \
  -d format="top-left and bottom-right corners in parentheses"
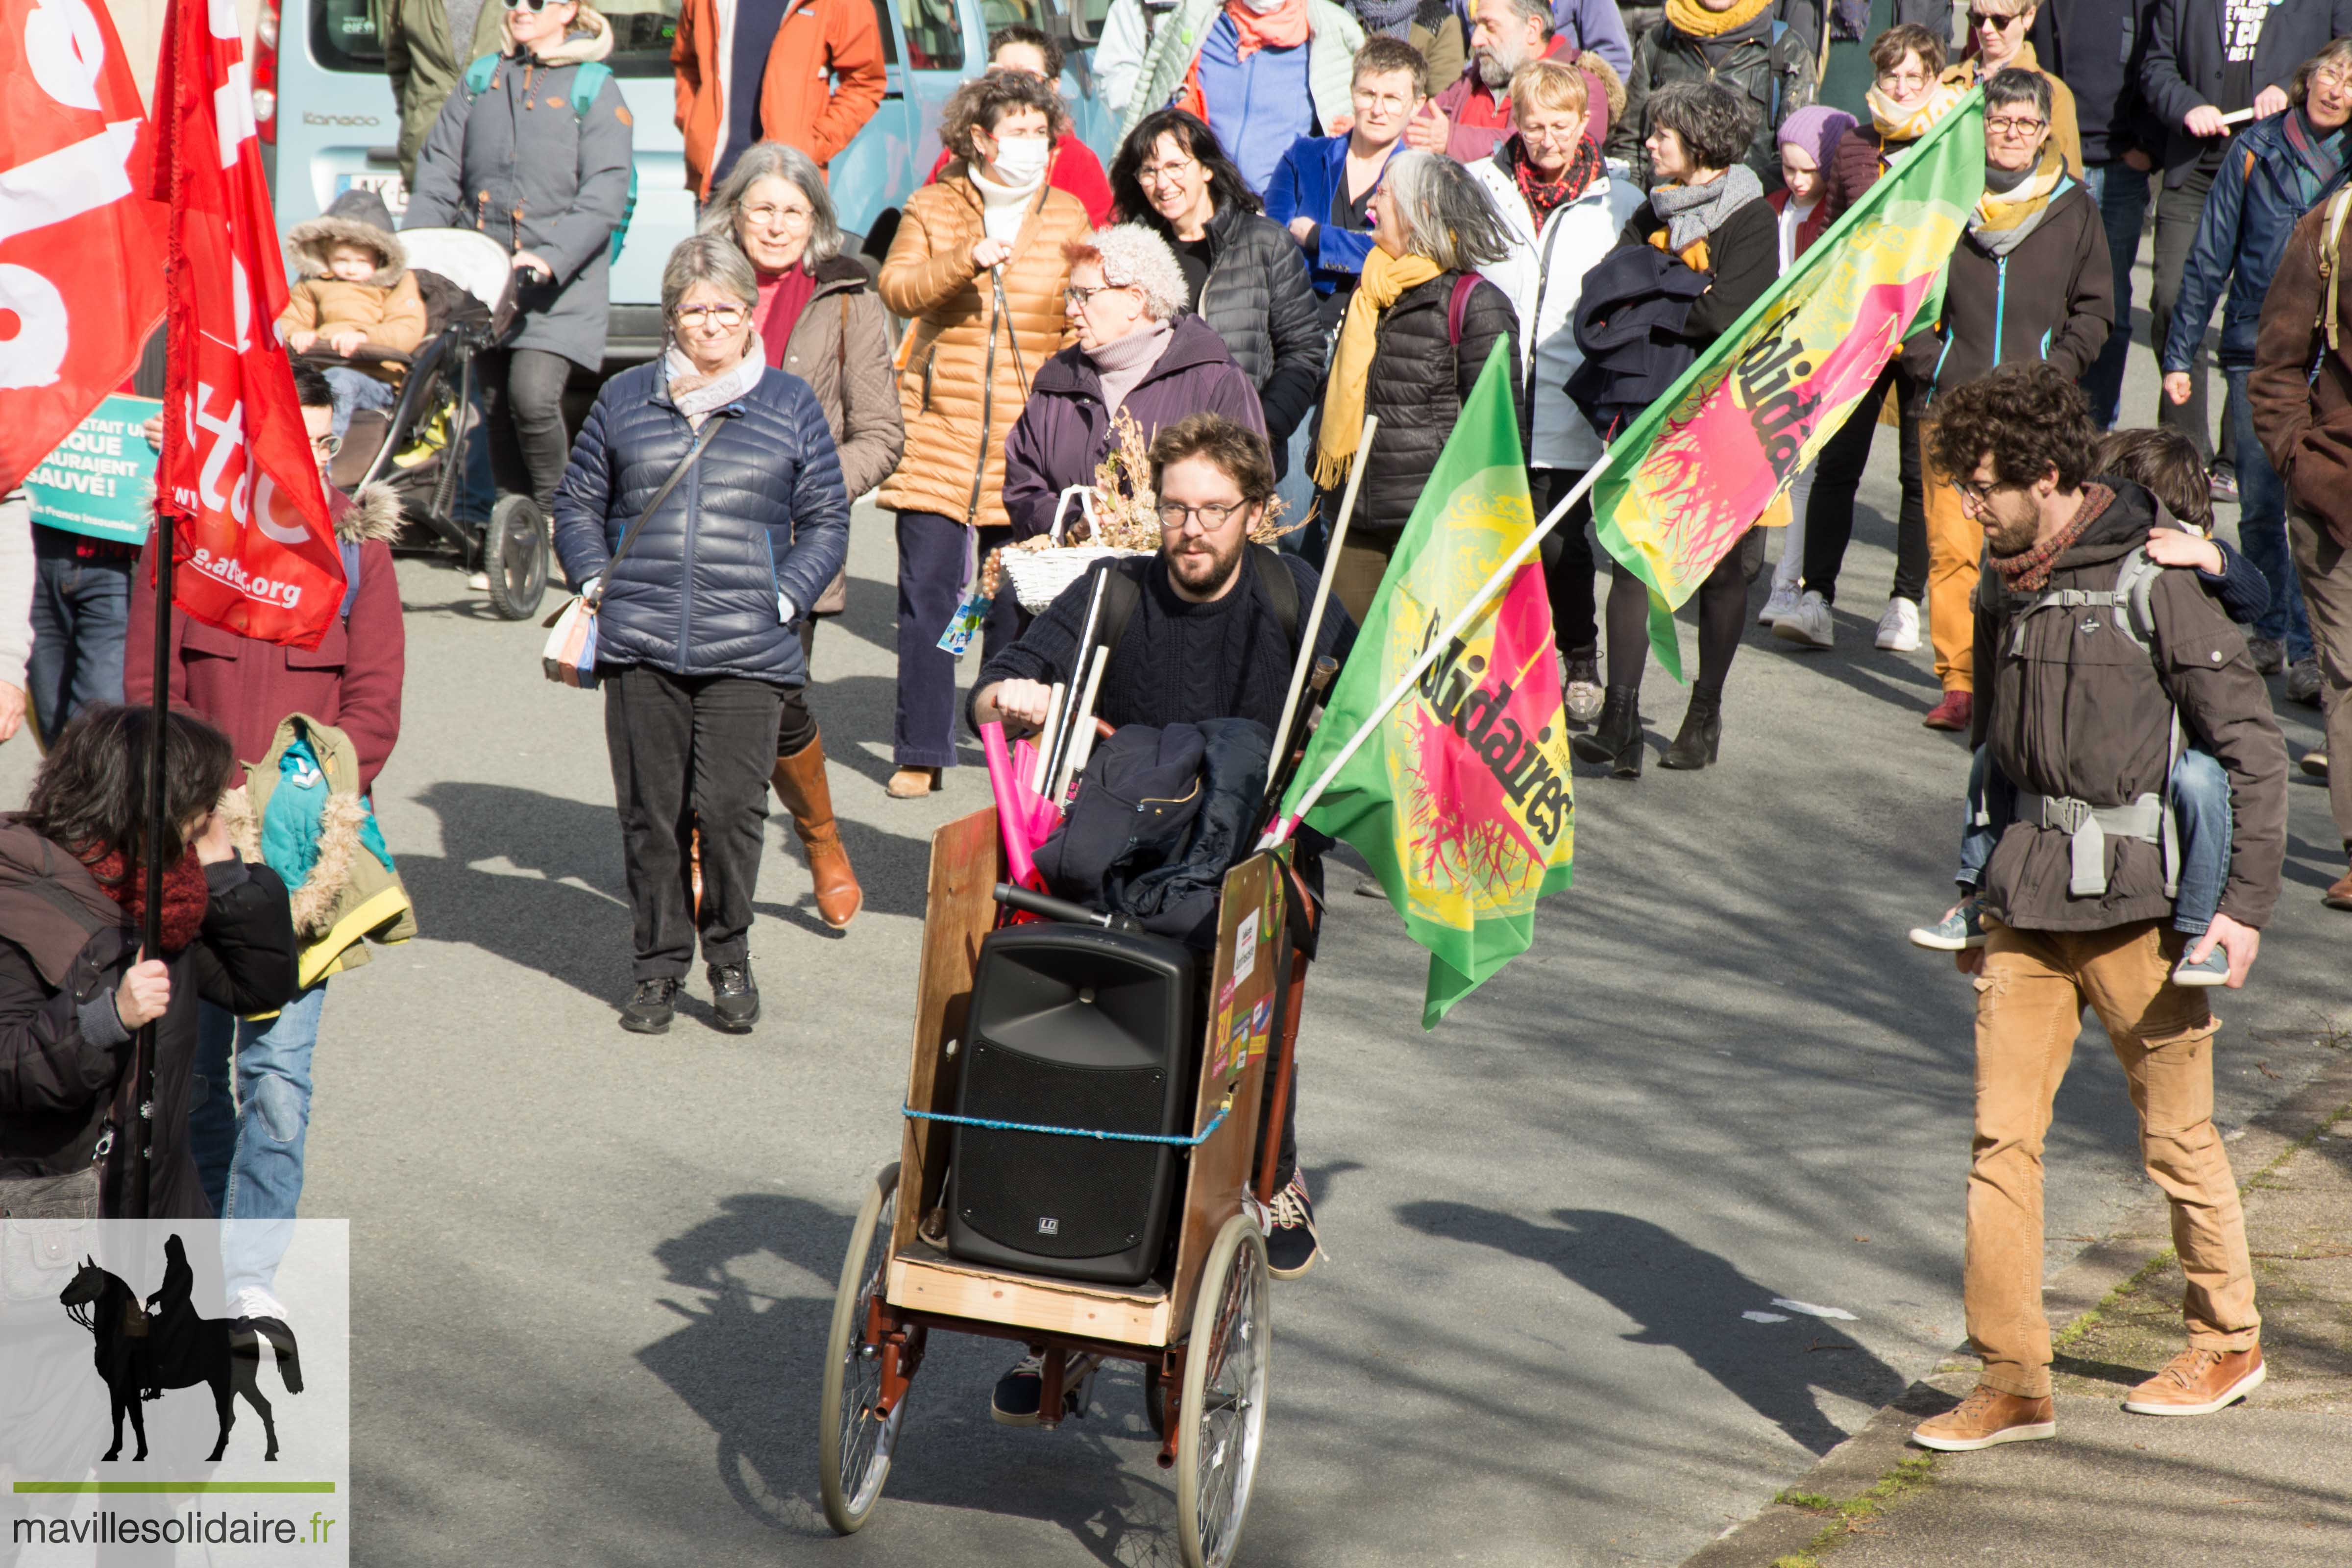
top-left (902, 1099), bottom-right (1230, 1147)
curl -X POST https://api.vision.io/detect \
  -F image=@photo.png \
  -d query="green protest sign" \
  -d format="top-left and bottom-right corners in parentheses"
top-left (26, 394), bottom-right (159, 546)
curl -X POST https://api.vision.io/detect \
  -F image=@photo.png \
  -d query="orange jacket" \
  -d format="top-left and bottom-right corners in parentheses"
top-left (672, 0), bottom-right (887, 200)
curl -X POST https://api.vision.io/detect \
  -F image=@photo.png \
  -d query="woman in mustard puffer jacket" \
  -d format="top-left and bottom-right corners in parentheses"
top-left (877, 71), bottom-right (1088, 799)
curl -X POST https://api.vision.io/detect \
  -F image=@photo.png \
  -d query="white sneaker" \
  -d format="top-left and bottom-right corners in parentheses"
top-left (230, 1285), bottom-right (288, 1323)
top-left (1759, 582), bottom-right (1800, 626)
top-left (1771, 589), bottom-right (1835, 650)
top-left (1875, 596), bottom-right (1921, 652)
top-left (466, 570), bottom-right (491, 592)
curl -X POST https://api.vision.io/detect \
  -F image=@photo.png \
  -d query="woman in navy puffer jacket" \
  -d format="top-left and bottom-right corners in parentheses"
top-left (554, 236), bottom-right (849, 1037)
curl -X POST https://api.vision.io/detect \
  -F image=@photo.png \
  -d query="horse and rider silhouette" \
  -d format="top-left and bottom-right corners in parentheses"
top-left (57, 1235), bottom-right (303, 1463)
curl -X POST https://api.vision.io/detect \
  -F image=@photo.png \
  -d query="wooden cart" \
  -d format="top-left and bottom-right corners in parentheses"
top-left (818, 806), bottom-right (1306, 1568)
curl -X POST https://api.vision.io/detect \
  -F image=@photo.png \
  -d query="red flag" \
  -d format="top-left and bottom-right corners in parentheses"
top-left (0, 0), bottom-right (168, 493)
top-left (151, 0), bottom-right (341, 648)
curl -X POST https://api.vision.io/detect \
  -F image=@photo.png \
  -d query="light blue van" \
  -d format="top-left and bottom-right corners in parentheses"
top-left (270, 0), bottom-right (1119, 362)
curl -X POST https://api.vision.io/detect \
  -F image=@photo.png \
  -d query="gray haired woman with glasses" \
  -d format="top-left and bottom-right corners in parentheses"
top-left (553, 236), bottom-right (851, 1037)
top-left (698, 142), bottom-right (903, 929)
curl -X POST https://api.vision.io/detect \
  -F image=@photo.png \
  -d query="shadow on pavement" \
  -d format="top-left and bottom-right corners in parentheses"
top-left (1396, 1202), bottom-right (1909, 1455)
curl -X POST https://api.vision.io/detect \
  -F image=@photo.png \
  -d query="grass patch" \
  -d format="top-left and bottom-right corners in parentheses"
top-left (1769, 1453), bottom-right (1940, 1562)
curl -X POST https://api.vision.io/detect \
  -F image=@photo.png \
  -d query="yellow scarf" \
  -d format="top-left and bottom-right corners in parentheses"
top-left (1315, 247), bottom-right (1441, 489)
top-left (1868, 80), bottom-right (1962, 144)
top-left (1663, 0), bottom-right (1774, 39)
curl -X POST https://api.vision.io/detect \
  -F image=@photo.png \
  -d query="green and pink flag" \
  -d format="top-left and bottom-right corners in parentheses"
top-left (1592, 89), bottom-right (1988, 676)
top-left (1278, 344), bottom-right (1574, 1028)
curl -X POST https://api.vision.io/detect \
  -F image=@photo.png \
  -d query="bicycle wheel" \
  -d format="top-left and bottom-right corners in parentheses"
top-left (1176, 1214), bottom-right (1270, 1568)
top-left (818, 1162), bottom-right (906, 1534)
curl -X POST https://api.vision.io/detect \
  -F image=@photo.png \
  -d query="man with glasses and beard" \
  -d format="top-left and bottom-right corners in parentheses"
top-left (1413, 0), bottom-right (1621, 162)
top-left (968, 415), bottom-right (1351, 1420)
top-left (1910, 362), bottom-right (2285, 1453)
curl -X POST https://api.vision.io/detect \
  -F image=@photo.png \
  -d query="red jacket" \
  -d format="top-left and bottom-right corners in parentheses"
top-left (1767, 187), bottom-right (1832, 263)
top-left (126, 485), bottom-right (406, 794)
top-left (672, 0), bottom-right (888, 199)
top-left (927, 137), bottom-right (1114, 226)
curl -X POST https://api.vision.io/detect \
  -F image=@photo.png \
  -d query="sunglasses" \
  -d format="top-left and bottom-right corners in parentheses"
top-left (504, 0), bottom-right (567, 11)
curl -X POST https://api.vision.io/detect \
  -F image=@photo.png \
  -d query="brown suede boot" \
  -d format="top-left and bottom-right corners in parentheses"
top-left (772, 736), bottom-right (861, 929)
top-left (1910, 1384), bottom-right (2057, 1451)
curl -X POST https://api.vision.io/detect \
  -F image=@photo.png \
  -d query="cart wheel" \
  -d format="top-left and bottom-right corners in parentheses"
top-left (819, 1161), bottom-right (905, 1535)
top-left (1176, 1214), bottom-right (1270, 1568)
top-left (484, 493), bottom-right (548, 620)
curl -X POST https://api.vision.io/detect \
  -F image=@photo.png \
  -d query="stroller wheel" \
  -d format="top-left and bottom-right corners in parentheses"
top-left (484, 494), bottom-right (549, 621)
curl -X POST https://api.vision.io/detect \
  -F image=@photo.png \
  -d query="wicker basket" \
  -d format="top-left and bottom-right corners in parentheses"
top-left (999, 486), bottom-right (1148, 612)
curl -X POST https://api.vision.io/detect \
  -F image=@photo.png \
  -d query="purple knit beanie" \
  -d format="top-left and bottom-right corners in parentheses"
top-left (1776, 105), bottom-right (1859, 172)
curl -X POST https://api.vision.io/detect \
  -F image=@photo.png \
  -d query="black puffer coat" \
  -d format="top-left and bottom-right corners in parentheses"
top-left (1191, 202), bottom-right (1328, 450)
top-left (0, 822), bottom-right (297, 1220)
top-left (553, 358), bottom-right (851, 686)
top-left (1353, 271), bottom-right (1523, 535)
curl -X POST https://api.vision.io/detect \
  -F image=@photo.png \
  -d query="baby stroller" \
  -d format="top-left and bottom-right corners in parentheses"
top-left (316, 228), bottom-right (549, 620)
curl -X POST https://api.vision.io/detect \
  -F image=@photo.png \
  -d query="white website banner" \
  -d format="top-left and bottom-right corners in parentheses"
top-left (1, 1219), bottom-right (350, 1566)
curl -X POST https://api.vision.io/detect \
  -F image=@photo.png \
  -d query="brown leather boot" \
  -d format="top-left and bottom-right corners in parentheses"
top-left (1910, 1384), bottom-right (2057, 1451)
top-left (772, 736), bottom-right (861, 929)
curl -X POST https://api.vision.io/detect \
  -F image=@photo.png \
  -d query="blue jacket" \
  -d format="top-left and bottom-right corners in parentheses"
top-left (552, 359), bottom-right (850, 686)
top-left (2164, 110), bottom-right (2352, 373)
top-left (1263, 133), bottom-right (1392, 297)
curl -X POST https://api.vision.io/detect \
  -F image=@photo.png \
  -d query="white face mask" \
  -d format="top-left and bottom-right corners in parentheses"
top-left (990, 133), bottom-right (1050, 183)
top-left (1237, 0), bottom-right (1286, 12)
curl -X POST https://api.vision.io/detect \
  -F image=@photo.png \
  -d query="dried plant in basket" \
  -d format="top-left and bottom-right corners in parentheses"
top-left (980, 408), bottom-right (1296, 598)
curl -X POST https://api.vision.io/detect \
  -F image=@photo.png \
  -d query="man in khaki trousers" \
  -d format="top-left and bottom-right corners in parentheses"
top-left (1911, 364), bottom-right (2287, 1453)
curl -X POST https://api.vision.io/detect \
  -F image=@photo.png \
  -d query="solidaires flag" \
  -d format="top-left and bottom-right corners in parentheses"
top-left (1592, 89), bottom-right (1988, 676)
top-left (1284, 343), bottom-right (1573, 1028)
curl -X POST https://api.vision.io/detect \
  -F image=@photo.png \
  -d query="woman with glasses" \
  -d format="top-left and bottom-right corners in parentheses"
top-left (1468, 58), bottom-right (1638, 728)
top-left (1109, 111), bottom-right (1326, 489)
top-left (405, 0), bottom-right (633, 525)
top-left (1003, 224), bottom-right (1266, 543)
top-left (1571, 81), bottom-right (1777, 776)
top-left (2161, 40), bottom-right (2352, 704)
top-left (695, 142), bottom-right (903, 930)
top-left (1896, 68), bottom-right (2111, 736)
top-left (876, 71), bottom-right (1089, 800)
top-left (552, 237), bottom-right (850, 1036)
top-left (1942, 0), bottom-right (2079, 173)
top-left (1769, 22), bottom-right (1957, 661)
top-left (1312, 147), bottom-right (1519, 623)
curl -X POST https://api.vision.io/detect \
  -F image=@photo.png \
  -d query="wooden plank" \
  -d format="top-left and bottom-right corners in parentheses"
top-left (1166, 853), bottom-right (1285, 1333)
top-left (886, 1244), bottom-right (1172, 1347)
top-left (891, 806), bottom-right (1004, 1257)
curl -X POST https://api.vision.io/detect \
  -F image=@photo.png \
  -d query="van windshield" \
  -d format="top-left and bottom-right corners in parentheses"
top-left (313, 0), bottom-right (680, 77)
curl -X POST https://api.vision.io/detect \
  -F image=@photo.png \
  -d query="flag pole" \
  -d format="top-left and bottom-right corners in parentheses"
top-left (1263, 416), bottom-right (1373, 816)
top-left (132, 511), bottom-right (175, 1221)
top-left (1258, 446), bottom-right (1618, 850)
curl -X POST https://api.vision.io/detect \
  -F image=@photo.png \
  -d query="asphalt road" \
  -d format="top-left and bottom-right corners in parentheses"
top-left (10, 360), bottom-right (2342, 1567)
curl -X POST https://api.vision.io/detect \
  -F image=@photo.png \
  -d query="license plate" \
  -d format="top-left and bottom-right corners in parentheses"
top-left (334, 171), bottom-right (408, 216)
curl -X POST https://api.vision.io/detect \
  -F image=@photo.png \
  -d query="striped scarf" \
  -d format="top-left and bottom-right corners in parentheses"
top-left (1970, 143), bottom-right (2068, 258)
top-left (1991, 485), bottom-right (2112, 593)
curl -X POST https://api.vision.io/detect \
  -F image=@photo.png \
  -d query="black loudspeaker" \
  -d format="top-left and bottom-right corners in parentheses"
top-left (946, 923), bottom-right (1199, 1286)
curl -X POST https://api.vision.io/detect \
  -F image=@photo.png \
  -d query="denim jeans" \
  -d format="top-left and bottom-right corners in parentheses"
top-left (1956, 745), bottom-right (2231, 933)
top-left (892, 510), bottom-right (1018, 769)
top-left (2079, 161), bottom-right (2153, 430)
top-left (26, 529), bottom-right (130, 743)
top-left (191, 983), bottom-right (326, 1295)
top-left (2222, 365), bottom-right (2308, 661)
top-left (321, 365), bottom-right (396, 443)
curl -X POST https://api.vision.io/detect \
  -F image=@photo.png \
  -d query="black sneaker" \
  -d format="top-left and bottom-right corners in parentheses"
top-left (1261, 1173), bottom-right (1320, 1279)
top-left (708, 961), bottom-right (760, 1032)
top-left (989, 1351), bottom-right (1102, 1426)
top-left (619, 978), bottom-right (681, 1034)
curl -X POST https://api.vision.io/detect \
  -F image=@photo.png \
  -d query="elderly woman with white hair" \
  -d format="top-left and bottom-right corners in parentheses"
top-left (1003, 223), bottom-right (1266, 543)
top-left (698, 140), bottom-right (902, 929)
top-left (553, 235), bottom-right (850, 1037)
top-left (1313, 146), bottom-right (1521, 622)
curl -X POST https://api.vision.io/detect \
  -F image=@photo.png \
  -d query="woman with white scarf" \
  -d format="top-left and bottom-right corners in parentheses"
top-left (553, 237), bottom-right (851, 1037)
top-left (1571, 80), bottom-right (1777, 778)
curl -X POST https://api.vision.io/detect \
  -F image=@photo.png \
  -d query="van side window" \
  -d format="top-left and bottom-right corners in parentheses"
top-left (868, 0), bottom-right (901, 62)
top-left (588, 0), bottom-right (683, 75)
top-left (903, 0), bottom-right (965, 69)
